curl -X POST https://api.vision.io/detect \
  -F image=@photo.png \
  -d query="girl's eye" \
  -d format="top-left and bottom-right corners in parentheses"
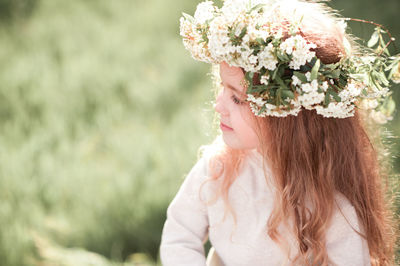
top-left (220, 81), bottom-right (246, 105)
top-left (231, 95), bottom-right (244, 105)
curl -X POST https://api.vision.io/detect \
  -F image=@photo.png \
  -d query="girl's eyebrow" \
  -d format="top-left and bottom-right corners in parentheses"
top-left (221, 81), bottom-right (246, 97)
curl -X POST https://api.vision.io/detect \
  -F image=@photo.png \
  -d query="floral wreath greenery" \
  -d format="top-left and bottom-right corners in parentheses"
top-left (179, 0), bottom-right (400, 124)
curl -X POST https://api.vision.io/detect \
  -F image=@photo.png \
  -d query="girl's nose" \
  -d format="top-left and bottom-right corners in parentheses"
top-left (214, 90), bottom-right (227, 115)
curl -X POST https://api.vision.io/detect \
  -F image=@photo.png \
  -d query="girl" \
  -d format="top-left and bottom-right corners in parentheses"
top-left (160, 0), bottom-right (399, 265)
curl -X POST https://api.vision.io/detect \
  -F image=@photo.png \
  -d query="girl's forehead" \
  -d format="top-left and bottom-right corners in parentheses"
top-left (219, 62), bottom-right (245, 84)
top-left (220, 62), bottom-right (242, 75)
top-left (219, 63), bottom-right (247, 96)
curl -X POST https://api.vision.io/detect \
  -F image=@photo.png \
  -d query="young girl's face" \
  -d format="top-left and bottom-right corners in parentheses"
top-left (215, 62), bottom-right (260, 150)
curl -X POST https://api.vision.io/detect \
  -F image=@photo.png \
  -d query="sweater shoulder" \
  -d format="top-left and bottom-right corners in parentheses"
top-left (329, 192), bottom-right (365, 236)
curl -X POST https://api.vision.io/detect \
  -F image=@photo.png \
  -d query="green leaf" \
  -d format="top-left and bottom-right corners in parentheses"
top-left (388, 62), bottom-right (399, 80)
top-left (245, 71), bottom-right (253, 81)
top-left (362, 88), bottom-right (368, 96)
top-left (281, 89), bottom-right (294, 99)
top-left (275, 75), bottom-right (288, 89)
top-left (310, 59), bottom-right (320, 81)
top-left (259, 67), bottom-right (268, 77)
top-left (251, 85), bottom-right (268, 93)
top-left (350, 73), bottom-right (368, 84)
top-left (229, 27), bottom-right (235, 39)
top-left (387, 98), bottom-right (396, 114)
top-left (257, 104), bottom-right (267, 115)
top-left (370, 74), bottom-right (382, 91)
top-left (239, 27), bottom-right (247, 38)
top-left (324, 92), bottom-right (330, 106)
top-left (272, 65), bottom-right (280, 80)
top-left (368, 30), bottom-right (379, 48)
top-left (245, 72), bottom-right (254, 92)
top-left (323, 63), bottom-right (340, 70)
top-left (182, 13), bottom-right (195, 24)
top-left (329, 90), bottom-right (341, 102)
top-left (247, 3), bottom-right (265, 14)
top-left (377, 71), bottom-right (389, 86)
top-left (386, 58), bottom-right (400, 71)
top-left (276, 52), bottom-right (290, 62)
top-left (325, 69), bottom-right (340, 79)
top-left (293, 71), bottom-right (307, 83)
top-left (383, 47), bottom-right (390, 56)
top-left (256, 38), bottom-right (264, 45)
top-left (276, 88), bottom-right (282, 105)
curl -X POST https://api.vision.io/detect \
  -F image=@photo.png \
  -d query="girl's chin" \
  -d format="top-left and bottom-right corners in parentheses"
top-left (222, 136), bottom-right (248, 150)
top-left (222, 137), bottom-right (260, 151)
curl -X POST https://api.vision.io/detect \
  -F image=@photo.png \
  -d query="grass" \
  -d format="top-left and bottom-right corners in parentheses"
top-left (0, 0), bottom-right (398, 265)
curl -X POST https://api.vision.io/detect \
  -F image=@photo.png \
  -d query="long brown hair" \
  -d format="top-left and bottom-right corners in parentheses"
top-left (199, 1), bottom-right (399, 265)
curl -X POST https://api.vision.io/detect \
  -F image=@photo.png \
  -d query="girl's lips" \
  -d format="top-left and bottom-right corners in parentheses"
top-left (220, 122), bottom-right (233, 131)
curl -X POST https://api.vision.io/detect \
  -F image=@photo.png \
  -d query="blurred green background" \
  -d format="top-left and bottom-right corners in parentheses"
top-left (0, 0), bottom-right (398, 265)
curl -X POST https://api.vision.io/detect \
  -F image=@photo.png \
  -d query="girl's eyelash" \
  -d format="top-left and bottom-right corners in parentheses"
top-left (231, 95), bottom-right (244, 105)
top-left (220, 82), bottom-right (246, 105)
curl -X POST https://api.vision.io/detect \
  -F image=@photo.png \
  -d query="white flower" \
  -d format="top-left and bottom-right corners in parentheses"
top-left (298, 91), bottom-right (324, 110)
top-left (300, 80), bottom-right (319, 93)
top-left (246, 19), bottom-right (271, 41)
top-left (249, 95), bottom-right (302, 118)
top-left (359, 99), bottom-right (379, 110)
top-left (337, 19), bottom-right (347, 35)
top-left (292, 75), bottom-right (302, 86)
top-left (321, 81), bottom-right (329, 92)
top-left (338, 82), bottom-right (363, 102)
top-left (305, 72), bottom-right (311, 81)
top-left (194, 1), bottom-right (217, 24)
top-left (315, 102), bottom-right (355, 118)
top-left (237, 46), bottom-right (260, 72)
top-left (347, 83), bottom-right (363, 97)
top-left (180, 17), bottom-right (214, 63)
top-left (220, 0), bottom-right (247, 24)
top-left (280, 35), bottom-right (316, 70)
top-left (370, 110), bottom-right (393, 124)
top-left (280, 42), bottom-right (293, 54)
top-left (247, 94), bottom-right (266, 107)
top-left (249, 54), bottom-right (258, 65)
top-left (362, 86), bottom-right (389, 99)
top-left (249, 101), bottom-right (301, 117)
top-left (258, 43), bottom-right (278, 71)
top-left (208, 16), bottom-right (231, 62)
top-left (260, 75), bottom-right (269, 85)
top-left (392, 63), bottom-right (400, 83)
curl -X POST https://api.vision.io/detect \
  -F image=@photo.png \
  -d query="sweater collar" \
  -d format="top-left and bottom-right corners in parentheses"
top-left (247, 148), bottom-right (264, 165)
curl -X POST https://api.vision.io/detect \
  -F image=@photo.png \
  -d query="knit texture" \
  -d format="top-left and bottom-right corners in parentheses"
top-left (160, 148), bottom-right (371, 266)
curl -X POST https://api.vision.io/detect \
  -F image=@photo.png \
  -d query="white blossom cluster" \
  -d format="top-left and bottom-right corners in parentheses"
top-left (258, 44), bottom-right (278, 71)
top-left (180, 0), bottom-right (397, 121)
top-left (369, 110), bottom-right (393, 124)
top-left (279, 35), bottom-right (317, 70)
top-left (315, 102), bottom-right (355, 118)
top-left (359, 98), bottom-right (379, 110)
top-left (193, 1), bottom-right (216, 24)
top-left (182, 0), bottom-right (283, 73)
top-left (359, 98), bottom-right (393, 124)
top-left (291, 75), bottom-right (358, 118)
top-left (392, 62), bottom-right (400, 83)
top-left (312, 82), bottom-right (364, 118)
top-left (247, 94), bottom-right (302, 117)
top-left (179, 17), bottom-right (214, 63)
top-left (297, 80), bottom-right (325, 110)
top-left (338, 82), bottom-right (363, 102)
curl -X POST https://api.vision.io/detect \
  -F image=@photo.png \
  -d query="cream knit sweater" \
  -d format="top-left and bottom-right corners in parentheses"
top-left (160, 148), bottom-right (371, 266)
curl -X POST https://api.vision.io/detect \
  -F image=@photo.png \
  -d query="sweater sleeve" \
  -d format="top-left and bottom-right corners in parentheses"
top-left (326, 194), bottom-right (371, 266)
top-left (159, 155), bottom-right (210, 266)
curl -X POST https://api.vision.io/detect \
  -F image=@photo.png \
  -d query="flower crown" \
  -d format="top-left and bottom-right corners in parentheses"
top-left (180, 0), bottom-right (400, 123)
